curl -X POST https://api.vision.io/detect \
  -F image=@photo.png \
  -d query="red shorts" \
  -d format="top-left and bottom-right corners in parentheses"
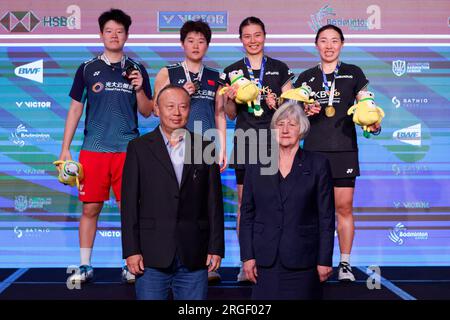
top-left (78, 150), bottom-right (126, 203)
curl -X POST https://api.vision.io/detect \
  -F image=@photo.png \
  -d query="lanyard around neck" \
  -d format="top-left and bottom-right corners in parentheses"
top-left (320, 61), bottom-right (340, 107)
top-left (101, 53), bottom-right (126, 69)
top-left (181, 61), bottom-right (204, 83)
top-left (244, 56), bottom-right (266, 88)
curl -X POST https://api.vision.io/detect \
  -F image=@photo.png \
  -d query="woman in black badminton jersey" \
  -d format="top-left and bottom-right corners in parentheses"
top-left (222, 16), bottom-right (294, 282)
top-left (294, 25), bottom-right (381, 282)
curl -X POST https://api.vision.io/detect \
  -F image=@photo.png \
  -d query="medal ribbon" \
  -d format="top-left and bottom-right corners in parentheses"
top-left (100, 53), bottom-right (126, 69)
top-left (244, 56), bottom-right (266, 107)
top-left (320, 61), bottom-right (340, 107)
top-left (181, 61), bottom-right (204, 85)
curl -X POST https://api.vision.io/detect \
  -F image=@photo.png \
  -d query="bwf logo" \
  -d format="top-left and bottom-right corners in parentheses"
top-left (14, 60), bottom-right (43, 83)
top-left (393, 123), bottom-right (421, 147)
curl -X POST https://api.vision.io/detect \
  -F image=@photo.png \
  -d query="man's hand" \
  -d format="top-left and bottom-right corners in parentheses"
top-left (243, 259), bottom-right (258, 284)
top-left (58, 149), bottom-right (72, 162)
top-left (317, 265), bottom-right (333, 282)
top-left (128, 70), bottom-right (144, 92)
top-left (206, 254), bottom-right (222, 272)
top-left (126, 254), bottom-right (145, 275)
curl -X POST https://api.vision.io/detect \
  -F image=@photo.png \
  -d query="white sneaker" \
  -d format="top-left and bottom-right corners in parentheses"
top-left (338, 262), bottom-right (355, 282)
top-left (208, 270), bottom-right (221, 282)
top-left (67, 265), bottom-right (94, 284)
top-left (121, 266), bottom-right (135, 284)
top-left (236, 265), bottom-right (250, 282)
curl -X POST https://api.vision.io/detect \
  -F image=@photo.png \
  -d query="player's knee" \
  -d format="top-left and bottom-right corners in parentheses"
top-left (82, 205), bottom-right (102, 219)
top-left (336, 204), bottom-right (353, 218)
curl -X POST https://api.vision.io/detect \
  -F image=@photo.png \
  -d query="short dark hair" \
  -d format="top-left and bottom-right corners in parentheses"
top-left (156, 84), bottom-right (191, 106)
top-left (180, 20), bottom-right (212, 45)
top-left (315, 24), bottom-right (345, 43)
top-left (98, 9), bottom-right (132, 34)
top-left (239, 16), bottom-right (266, 39)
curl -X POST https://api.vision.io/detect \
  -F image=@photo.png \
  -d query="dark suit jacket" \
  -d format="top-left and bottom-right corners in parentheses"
top-left (121, 127), bottom-right (224, 270)
top-left (239, 148), bottom-right (335, 269)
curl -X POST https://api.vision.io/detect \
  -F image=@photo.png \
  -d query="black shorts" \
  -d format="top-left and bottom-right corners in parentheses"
top-left (315, 151), bottom-right (360, 179)
top-left (333, 177), bottom-right (356, 188)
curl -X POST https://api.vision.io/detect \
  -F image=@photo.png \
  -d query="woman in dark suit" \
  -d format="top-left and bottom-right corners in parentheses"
top-left (239, 102), bottom-right (335, 300)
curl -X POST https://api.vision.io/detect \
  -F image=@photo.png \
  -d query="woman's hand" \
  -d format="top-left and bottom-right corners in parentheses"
top-left (303, 101), bottom-right (321, 116)
top-left (265, 91), bottom-right (278, 110)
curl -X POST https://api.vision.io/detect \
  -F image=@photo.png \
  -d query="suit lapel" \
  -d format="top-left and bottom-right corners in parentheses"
top-left (145, 127), bottom-right (178, 183)
top-left (281, 148), bottom-right (307, 204)
top-left (269, 166), bottom-right (283, 206)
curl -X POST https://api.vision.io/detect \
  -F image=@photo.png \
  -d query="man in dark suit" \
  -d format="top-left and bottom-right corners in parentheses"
top-left (121, 84), bottom-right (224, 300)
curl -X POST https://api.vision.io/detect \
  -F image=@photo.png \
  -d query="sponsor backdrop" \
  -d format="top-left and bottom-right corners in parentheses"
top-left (0, 1), bottom-right (449, 267)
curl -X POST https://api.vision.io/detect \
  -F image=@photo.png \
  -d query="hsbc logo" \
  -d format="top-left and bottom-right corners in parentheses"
top-left (0, 11), bottom-right (40, 32)
top-left (393, 123), bottom-right (421, 146)
top-left (14, 60), bottom-right (43, 83)
top-left (1, 6), bottom-right (81, 32)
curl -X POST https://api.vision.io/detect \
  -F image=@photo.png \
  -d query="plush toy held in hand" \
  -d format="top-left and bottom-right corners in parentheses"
top-left (279, 82), bottom-right (315, 104)
top-left (219, 69), bottom-right (264, 116)
top-left (347, 91), bottom-right (385, 138)
top-left (53, 160), bottom-right (84, 189)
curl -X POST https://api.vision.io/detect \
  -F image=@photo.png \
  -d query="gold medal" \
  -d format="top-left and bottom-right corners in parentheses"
top-left (325, 105), bottom-right (335, 117)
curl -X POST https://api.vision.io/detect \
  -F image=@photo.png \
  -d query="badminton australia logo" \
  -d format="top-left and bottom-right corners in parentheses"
top-left (14, 59), bottom-right (43, 83)
top-left (392, 60), bottom-right (406, 77)
top-left (14, 196), bottom-right (28, 212)
top-left (14, 195), bottom-right (52, 212)
top-left (392, 60), bottom-right (430, 76)
top-left (389, 222), bottom-right (428, 245)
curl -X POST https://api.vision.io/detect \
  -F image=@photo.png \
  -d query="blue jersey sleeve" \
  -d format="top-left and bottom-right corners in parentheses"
top-left (69, 64), bottom-right (87, 103)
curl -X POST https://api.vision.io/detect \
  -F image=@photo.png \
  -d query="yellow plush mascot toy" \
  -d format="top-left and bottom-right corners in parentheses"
top-left (279, 82), bottom-right (315, 104)
top-left (219, 69), bottom-right (264, 116)
top-left (347, 91), bottom-right (385, 138)
top-left (53, 160), bottom-right (84, 190)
